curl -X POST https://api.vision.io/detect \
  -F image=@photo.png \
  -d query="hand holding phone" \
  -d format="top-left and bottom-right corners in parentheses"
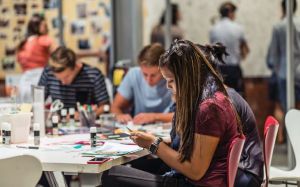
top-left (87, 157), bottom-right (111, 164)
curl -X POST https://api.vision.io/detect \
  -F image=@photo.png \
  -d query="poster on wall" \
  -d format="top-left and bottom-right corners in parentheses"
top-left (77, 3), bottom-right (87, 18)
top-left (71, 20), bottom-right (85, 35)
top-left (43, 0), bottom-right (58, 9)
top-left (14, 3), bottom-right (27, 15)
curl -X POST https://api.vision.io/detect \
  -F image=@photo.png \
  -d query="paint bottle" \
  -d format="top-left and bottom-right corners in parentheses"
top-left (52, 115), bottom-right (59, 136)
top-left (4, 122), bottom-right (11, 145)
top-left (1, 122), bottom-right (7, 144)
top-left (90, 127), bottom-right (97, 148)
top-left (69, 108), bottom-right (75, 126)
top-left (60, 109), bottom-right (67, 126)
top-left (33, 123), bottom-right (40, 146)
top-left (103, 105), bottom-right (110, 114)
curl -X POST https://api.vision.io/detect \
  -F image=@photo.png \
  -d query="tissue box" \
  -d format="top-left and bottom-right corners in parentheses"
top-left (0, 112), bottom-right (31, 143)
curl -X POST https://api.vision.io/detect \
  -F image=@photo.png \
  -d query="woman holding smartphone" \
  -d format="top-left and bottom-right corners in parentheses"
top-left (101, 39), bottom-right (242, 187)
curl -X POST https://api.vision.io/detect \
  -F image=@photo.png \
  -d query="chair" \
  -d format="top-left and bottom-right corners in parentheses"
top-left (269, 109), bottom-right (300, 186)
top-left (262, 116), bottom-right (279, 187)
top-left (0, 155), bottom-right (43, 187)
top-left (227, 134), bottom-right (245, 187)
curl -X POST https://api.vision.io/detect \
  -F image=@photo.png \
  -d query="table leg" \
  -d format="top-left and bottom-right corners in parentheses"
top-left (44, 171), bottom-right (67, 187)
top-left (79, 173), bottom-right (102, 187)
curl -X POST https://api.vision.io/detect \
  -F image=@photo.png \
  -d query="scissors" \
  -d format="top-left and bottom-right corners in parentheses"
top-left (50, 99), bottom-right (64, 113)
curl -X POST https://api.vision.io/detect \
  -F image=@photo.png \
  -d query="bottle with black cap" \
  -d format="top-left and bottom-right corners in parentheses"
top-left (60, 109), bottom-right (67, 126)
top-left (90, 127), bottom-right (97, 148)
top-left (33, 123), bottom-right (40, 146)
top-left (69, 108), bottom-right (75, 126)
top-left (52, 115), bottom-right (59, 136)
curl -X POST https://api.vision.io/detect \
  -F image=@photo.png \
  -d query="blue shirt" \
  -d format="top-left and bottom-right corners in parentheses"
top-left (210, 18), bottom-right (246, 66)
top-left (267, 17), bottom-right (300, 81)
top-left (117, 67), bottom-right (172, 116)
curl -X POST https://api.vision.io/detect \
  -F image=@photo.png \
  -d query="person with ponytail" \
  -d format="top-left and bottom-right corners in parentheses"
top-left (197, 43), bottom-right (263, 187)
top-left (101, 39), bottom-right (242, 187)
top-left (17, 13), bottom-right (57, 72)
top-left (16, 14), bottom-right (57, 102)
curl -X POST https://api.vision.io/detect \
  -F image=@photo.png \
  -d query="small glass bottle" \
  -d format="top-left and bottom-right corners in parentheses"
top-left (69, 108), bottom-right (75, 126)
top-left (33, 123), bottom-right (40, 146)
top-left (90, 127), bottom-right (97, 148)
top-left (60, 109), bottom-right (67, 126)
top-left (1, 122), bottom-right (7, 144)
top-left (52, 115), bottom-right (59, 136)
top-left (5, 122), bottom-right (11, 145)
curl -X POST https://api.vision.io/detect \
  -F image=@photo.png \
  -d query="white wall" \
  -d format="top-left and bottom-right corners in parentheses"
top-left (143, 0), bottom-right (298, 77)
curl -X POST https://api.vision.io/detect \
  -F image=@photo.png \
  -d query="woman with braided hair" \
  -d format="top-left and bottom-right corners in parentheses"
top-left (101, 39), bottom-right (242, 187)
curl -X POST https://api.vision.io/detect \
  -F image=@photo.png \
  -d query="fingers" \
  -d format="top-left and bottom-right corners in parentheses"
top-left (116, 114), bottom-right (132, 124)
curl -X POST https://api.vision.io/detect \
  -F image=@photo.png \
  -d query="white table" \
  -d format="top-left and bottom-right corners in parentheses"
top-left (0, 134), bottom-right (148, 187)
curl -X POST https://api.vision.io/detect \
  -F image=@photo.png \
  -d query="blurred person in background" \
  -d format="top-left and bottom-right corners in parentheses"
top-left (151, 3), bottom-right (184, 46)
top-left (16, 13), bottom-right (57, 102)
top-left (267, 0), bottom-right (300, 143)
top-left (210, 2), bottom-right (249, 96)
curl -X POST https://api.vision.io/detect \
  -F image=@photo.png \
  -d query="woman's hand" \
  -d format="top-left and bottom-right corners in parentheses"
top-left (130, 132), bottom-right (156, 149)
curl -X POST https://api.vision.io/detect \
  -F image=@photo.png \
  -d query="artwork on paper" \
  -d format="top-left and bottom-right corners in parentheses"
top-left (78, 39), bottom-right (90, 50)
top-left (14, 4), bottom-right (27, 15)
top-left (91, 19), bottom-right (102, 34)
top-left (1, 57), bottom-right (15, 71)
top-left (71, 21), bottom-right (85, 34)
top-left (43, 0), bottom-right (58, 9)
top-left (77, 3), bottom-right (87, 18)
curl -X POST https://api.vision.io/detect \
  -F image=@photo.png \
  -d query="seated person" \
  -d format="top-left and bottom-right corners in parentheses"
top-left (196, 43), bottom-right (263, 187)
top-left (111, 43), bottom-right (173, 124)
top-left (38, 46), bottom-right (110, 116)
top-left (102, 39), bottom-right (241, 187)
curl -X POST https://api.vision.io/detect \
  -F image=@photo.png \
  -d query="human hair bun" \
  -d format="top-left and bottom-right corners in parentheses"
top-left (211, 42), bottom-right (229, 64)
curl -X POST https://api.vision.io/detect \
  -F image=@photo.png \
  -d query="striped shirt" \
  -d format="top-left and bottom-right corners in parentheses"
top-left (38, 64), bottom-right (109, 108)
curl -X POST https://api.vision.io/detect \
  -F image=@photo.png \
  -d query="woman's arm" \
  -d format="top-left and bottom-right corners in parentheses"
top-left (131, 132), bottom-right (219, 181)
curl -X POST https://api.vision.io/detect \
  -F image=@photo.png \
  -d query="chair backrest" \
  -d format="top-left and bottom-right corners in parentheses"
top-left (0, 155), bottom-right (42, 187)
top-left (227, 135), bottom-right (245, 187)
top-left (285, 109), bottom-right (300, 170)
top-left (263, 116), bottom-right (279, 187)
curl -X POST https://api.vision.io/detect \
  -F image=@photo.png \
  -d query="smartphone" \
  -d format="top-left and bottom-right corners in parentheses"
top-left (87, 157), bottom-right (111, 164)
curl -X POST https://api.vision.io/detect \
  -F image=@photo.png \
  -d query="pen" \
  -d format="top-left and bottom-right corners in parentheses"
top-left (126, 126), bottom-right (133, 132)
top-left (16, 145), bottom-right (39, 149)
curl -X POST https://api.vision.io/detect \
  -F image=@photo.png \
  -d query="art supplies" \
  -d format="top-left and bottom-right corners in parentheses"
top-left (33, 123), bottom-right (40, 146)
top-left (82, 142), bottom-right (143, 156)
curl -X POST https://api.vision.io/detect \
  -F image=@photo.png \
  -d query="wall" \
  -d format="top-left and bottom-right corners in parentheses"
top-left (0, 0), bottom-right (110, 79)
top-left (143, 0), bottom-right (300, 77)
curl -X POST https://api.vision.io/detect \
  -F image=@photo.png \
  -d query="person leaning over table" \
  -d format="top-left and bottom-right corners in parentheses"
top-left (101, 39), bottom-right (242, 187)
top-left (111, 43), bottom-right (174, 124)
top-left (38, 46), bottom-right (110, 116)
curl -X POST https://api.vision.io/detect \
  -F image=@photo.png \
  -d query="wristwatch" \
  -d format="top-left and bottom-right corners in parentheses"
top-left (149, 137), bottom-right (163, 154)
